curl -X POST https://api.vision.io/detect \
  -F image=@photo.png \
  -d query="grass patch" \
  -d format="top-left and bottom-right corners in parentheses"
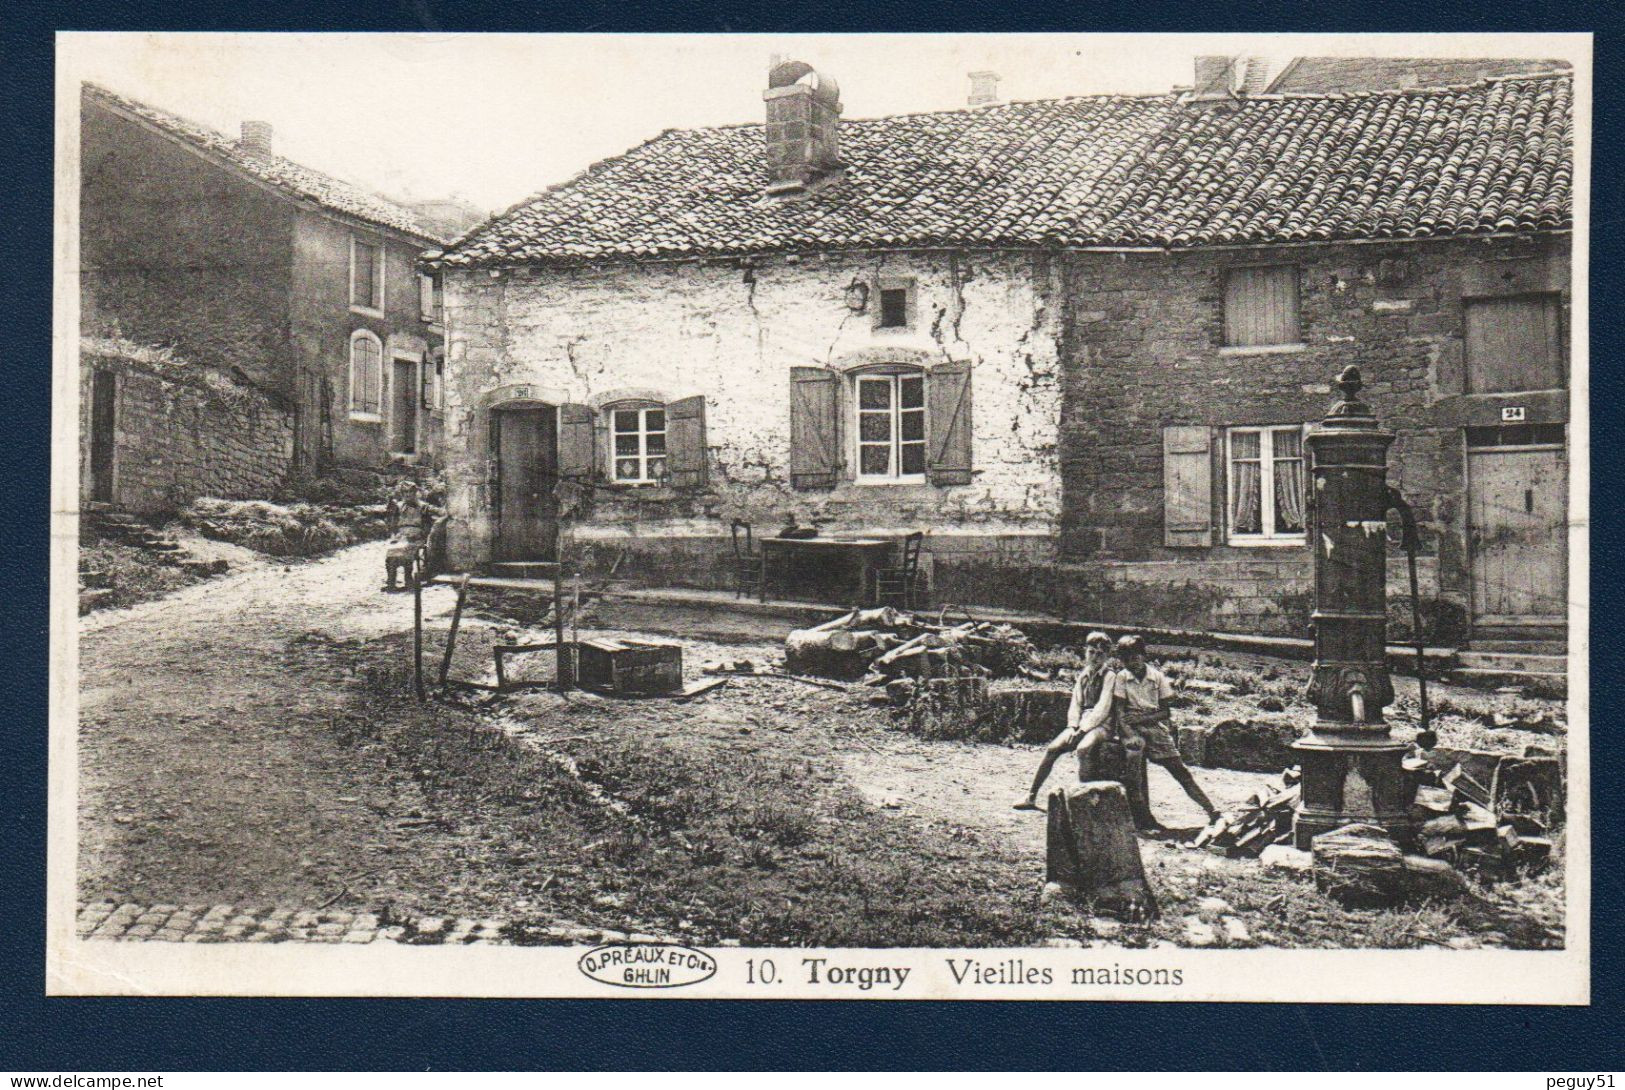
top-left (79, 540), bottom-right (212, 612)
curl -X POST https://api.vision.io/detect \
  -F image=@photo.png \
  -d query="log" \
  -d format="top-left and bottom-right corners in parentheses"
top-left (1313, 823), bottom-right (1408, 907)
top-left (783, 627), bottom-right (874, 679)
top-left (1044, 781), bottom-right (1159, 921)
top-left (905, 676), bottom-right (989, 740)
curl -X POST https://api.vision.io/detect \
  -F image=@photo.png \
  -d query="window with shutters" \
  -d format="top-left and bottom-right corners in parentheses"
top-left (606, 402), bottom-right (667, 484)
top-left (1223, 265), bottom-right (1300, 348)
top-left (419, 273), bottom-right (443, 324)
top-left (348, 330), bottom-right (383, 421)
top-left (1226, 425), bottom-right (1307, 544)
top-left (853, 370), bottom-right (926, 482)
top-left (350, 237), bottom-right (384, 315)
top-left (1464, 294), bottom-right (1563, 393)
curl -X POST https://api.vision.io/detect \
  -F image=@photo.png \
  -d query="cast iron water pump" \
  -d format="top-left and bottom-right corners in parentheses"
top-left (1292, 366), bottom-right (1419, 848)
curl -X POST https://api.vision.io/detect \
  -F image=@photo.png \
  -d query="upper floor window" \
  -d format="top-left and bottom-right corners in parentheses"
top-left (1465, 293), bottom-right (1563, 393)
top-left (348, 330), bottom-right (383, 420)
top-left (1223, 265), bottom-right (1300, 348)
top-left (350, 237), bottom-right (384, 314)
top-left (855, 370), bottom-right (927, 481)
top-left (610, 405), bottom-right (667, 484)
top-left (419, 273), bottom-right (443, 323)
top-left (872, 278), bottom-right (916, 332)
top-left (1227, 424), bottom-right (1306, 543)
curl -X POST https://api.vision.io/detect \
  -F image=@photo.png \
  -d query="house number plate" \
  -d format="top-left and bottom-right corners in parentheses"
top-left (1501, 406), bottom-right (1526, 422)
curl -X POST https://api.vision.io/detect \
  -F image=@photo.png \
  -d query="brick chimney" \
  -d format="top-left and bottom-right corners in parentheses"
top-left (1190, 55), bottom-right (1238, 104)
top-left (968, 70), bottom-right (1000, 107)
top-left (239, 119), bottom-right (273, 157)
top-left (763, 60), bottom-right (843, 196)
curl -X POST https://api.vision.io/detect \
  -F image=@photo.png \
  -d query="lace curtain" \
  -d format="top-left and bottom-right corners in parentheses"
top-left (1273, 430), bottom-right (1306, 532)
top-left (1231, 431), bottom-right (1261, 534)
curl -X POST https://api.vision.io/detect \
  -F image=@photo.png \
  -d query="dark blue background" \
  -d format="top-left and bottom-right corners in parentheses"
top-left (4, 0), bottom-right (1618, 1070)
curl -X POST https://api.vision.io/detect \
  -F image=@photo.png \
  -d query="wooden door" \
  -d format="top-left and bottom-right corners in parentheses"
top-left (492, 406), bottom-right (558, 562)
top-left (1468, 444), bottom-right (1567, 624)
top-left (90, 370), bottom-right (116, 503)
top-left (391, 358), bottom-right (418, 454)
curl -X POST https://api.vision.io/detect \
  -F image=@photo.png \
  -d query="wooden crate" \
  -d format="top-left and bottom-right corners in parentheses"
top-left (576, 638), bottom-right (684, 695)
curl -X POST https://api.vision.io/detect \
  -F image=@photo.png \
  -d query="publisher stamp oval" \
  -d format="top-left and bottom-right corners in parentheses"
top-left (578, 943), bottom-right (718, 989)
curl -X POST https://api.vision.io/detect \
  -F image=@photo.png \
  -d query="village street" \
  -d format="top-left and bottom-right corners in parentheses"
top-left (78, 540), bottom-right (1564, 949)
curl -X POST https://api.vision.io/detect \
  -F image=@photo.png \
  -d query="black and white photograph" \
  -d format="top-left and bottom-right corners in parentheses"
top-left (49, 31), bottom-right (1589, 1002)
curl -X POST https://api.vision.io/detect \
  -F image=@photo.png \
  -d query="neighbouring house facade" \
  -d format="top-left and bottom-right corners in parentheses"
top-left (80, 83), bottom-right (452, 497)
top-left (429, 59), bottom-right (1572, 646)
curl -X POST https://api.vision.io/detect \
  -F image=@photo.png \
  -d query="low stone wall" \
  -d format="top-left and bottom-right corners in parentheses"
top-left (82, 345), bottom-right (294, 515)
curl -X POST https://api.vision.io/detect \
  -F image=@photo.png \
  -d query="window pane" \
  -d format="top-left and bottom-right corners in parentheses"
top-left (646, 410), bottom-right (665, 432)
top-left (614, 410), bottom-right (639, 432)
top-left (615, 458), bottom-right (640, 480)
top-left (858, 379), bottom-right (892, 410)
top-left (646, 456), bottom-right (667, 480)
top-left (900, 443), bottom-right (926, 476)
top-left (615, 433), bottom-right (639, 456)
top-left (899, 409), bottom-right (925, 441)
top-left (1231, 430), bottom-right (1262, 534)
top-left (899, 376), bottom-right (924, 409)
top-left (860, 445), bottom-right (891, 475)
top-left (859, 412), bottom-right (890, 442)
top-left (1272, 429), bottom-right (1301, 460)
top-left (645, 433), bottom-right (666, 455)
top-left (1231, 431), bottom-right (1261, 460)
top-left (1274, 449), bottom-right (1306, 533)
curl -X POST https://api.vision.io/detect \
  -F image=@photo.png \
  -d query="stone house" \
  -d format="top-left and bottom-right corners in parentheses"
top-left (80, 83), bottom-right (452, 487)
top-left (428, 60), bottom-right (1572, 648)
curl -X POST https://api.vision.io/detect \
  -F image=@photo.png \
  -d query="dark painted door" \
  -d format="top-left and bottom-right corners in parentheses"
top-left (492, 406), bottom-right (558, 561)
top-left (90, 370), bottom-right (116, 503)
top-left (392, 359), bottom-right (417, 454)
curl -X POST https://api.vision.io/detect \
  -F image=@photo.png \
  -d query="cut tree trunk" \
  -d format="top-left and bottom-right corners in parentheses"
top-left (784, 627), bottom-right (876, 679)
top-left (905, 675), bottom-right (989, 740)
top-left (1044, 781), bottom-right (1159, 921)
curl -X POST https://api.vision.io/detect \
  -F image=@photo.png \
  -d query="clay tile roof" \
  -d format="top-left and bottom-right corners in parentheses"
top-left (439, 72), bottom-right (1571, 267)
top-left (84, 83), bottom-right (450, 245)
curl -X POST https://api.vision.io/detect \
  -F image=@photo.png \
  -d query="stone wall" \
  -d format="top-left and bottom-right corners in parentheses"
top-left (81, 349), bottom-right (294, 515)
top-left (441, 251), bottom-right (1063, 597)
top-left (1059, 234), bottom-right (1570, 641)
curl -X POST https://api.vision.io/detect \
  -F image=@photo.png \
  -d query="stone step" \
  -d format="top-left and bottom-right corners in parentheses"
top-left (79, 569), bottom-right (112, 588)
top-left (78, 588), bottom-right (114, 614)
top-left (1447, 667), bottom-right (1567, 696)
top-left (1468, 639), bottom-right (1567, 655)
top-left (1471, 624), bottom-right (1567, 643)
top-left (1456, 650), bottom-right (1568, 674)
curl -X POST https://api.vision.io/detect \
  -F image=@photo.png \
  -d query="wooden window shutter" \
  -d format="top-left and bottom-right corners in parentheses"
top-left (1163, 424), bottom-right (1214, 547)
top-left (1464, 295), bottom-right (1563, 393)
top-left (665, 395), bottom-right (708, 489)
top-left (1224, 266), bottom-right (1300, 347)
top-left (789, 366), bottom-right (841, 490)
top-left (557, 403), bottom-right (598, 483)
top-left (927, 359), bottom-right (973, 486)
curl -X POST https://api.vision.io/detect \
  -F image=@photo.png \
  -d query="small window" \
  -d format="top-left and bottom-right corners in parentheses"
top-left (419, 273), bottom-right (443, 323)
top-left (351, 238), bottom-right (383, 313)
top-left (1223, 265), bottom-right (1300, 347)
top-left (610, 405), bottom-right (667, 484)
top-left (1465, 294), bottom-right (1563, 393)
top-left (855, 371), bottom-right (927, 481)
top-left (348, 330), bottom-right (383, 419)
top-left (1227, 425), bottom-right (1306, 543)
top-left (878, 288), bottom-right (908, 328)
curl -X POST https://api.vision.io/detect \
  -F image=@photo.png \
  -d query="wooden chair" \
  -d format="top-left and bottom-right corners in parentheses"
top-left (873, 532), bottom-right (924, 609)
top-left (730, 520), bottom-right (765, 599)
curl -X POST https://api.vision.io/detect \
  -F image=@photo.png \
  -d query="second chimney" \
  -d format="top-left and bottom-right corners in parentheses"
top-left (968, 71), bottom-right (1000, 107)
top-left (239, 119), bottom-right (274, 157)
top-left (763, 60), bottom-right (843, 196)
top-left (1191, 55), bottom-right (1238, 102)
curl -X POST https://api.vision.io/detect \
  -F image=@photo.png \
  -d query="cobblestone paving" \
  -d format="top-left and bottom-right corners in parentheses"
top-left (76, 901), bottom-right (680, 946)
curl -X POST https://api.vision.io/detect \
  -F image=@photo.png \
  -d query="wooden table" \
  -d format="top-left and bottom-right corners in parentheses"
top-left (759, 536), bottom-right (899, 605)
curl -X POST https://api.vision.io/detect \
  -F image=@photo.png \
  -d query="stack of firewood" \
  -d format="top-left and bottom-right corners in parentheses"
top-left (782, 608), bottom-right (1035, 681)
top-left (1413, 763), bottom-right (1554, 876)
top-left (1195, 768), bottom-right (1300, 857)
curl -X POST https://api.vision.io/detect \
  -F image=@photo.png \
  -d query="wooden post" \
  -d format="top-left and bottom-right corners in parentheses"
top-left (1044, 781), bottom-right (1159, 921)
top-left (553, 522), bottom-right (572, 691)
top-left (412, 574), bottom-right (425, 703)
top-left (438, 574), bottom-right (471, 687)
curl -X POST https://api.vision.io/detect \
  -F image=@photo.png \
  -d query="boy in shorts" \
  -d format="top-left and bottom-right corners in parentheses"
top-left (1014, 631), bottom-right (1115, 811)
top-left (1106, 634), bottom-right (1220, 830)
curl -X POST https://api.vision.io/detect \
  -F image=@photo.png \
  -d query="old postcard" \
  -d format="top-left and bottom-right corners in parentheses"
top-left (48, 31), bottom-right (1589, 1002)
